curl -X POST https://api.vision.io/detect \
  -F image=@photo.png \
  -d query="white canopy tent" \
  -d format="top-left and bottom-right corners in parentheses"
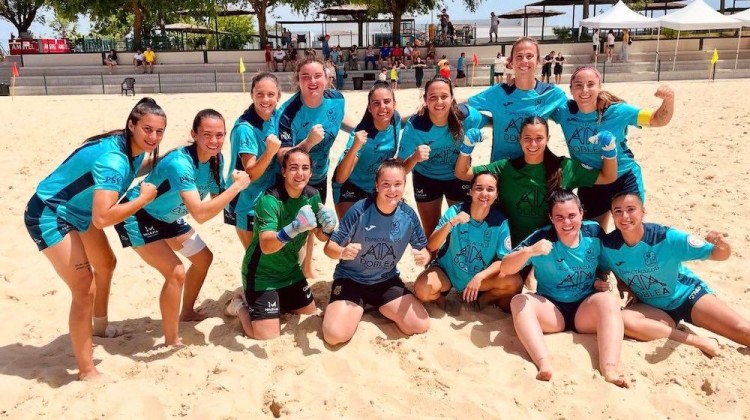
top-left (658, 0), bottom-right (743, 69)
top-left (732, 8), bottom-right (750, 25)
top-left (579, 1), bottom-right (662, 67)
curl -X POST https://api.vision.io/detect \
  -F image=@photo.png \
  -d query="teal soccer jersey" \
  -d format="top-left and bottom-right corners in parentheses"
top-left (336, 111), bottom-right (401, 194)
top-left (397, 104), bottom-right (488, 180)
top-left (468, 82), bottom-right (567, 161)
top-left (278, 90), bottom-right (346, 185)
top-left (126, 145), bottom-right (223, 223)
top-left (515, 221), bottom-right (603, 303)
top-left (34, 134), bottom-right (144, 230)
top-left (551, 101), bottom-right (642, 176)
top-left (435, 203), bottom-right (512, 291)
top-left (600, 223), bottom-right (714, 311)
top-left (329, 198), bottom-right (427, 285)
top-left (225, 106), bottom-right (280, 220)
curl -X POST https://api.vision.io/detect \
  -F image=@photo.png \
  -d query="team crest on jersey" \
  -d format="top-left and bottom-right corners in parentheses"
top-left (504, 236), bottom-right (512, 252)
top-left (327, 108), bottom-right (337, 122)
top-left (333, 285), bottom-right (342, 296)
top-left (390, 220), bottom-right (401, 237)
top-left (687, 235), bottom-right (706, 248)
top-left (585, 248), bottom-right (597, 261)
top-left (644, 251), bottom-right (657, 266)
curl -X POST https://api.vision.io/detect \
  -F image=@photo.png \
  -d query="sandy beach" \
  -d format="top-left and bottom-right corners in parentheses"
top-left (1, 79), bottom-right (749, 418)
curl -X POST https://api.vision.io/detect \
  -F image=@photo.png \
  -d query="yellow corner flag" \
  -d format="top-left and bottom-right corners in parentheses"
top-left (710, 48), bottom-right (719, 65)
top-left (239, 57), bottom-right (246, 93)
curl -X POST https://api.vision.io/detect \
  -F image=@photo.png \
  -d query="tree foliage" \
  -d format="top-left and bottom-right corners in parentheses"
top-left (0, 0), bottom-right (46, 35)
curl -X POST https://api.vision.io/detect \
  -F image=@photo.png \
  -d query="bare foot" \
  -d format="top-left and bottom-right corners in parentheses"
top-left (536, 358), bottom-right (553, 381)
top-left (180, 310), bottom-right (208, 322)
top-left (697, 337), bottom-right (721, 358)
top-left (78, 368), bottom-right (103, 381)
top-left (165, 338), bottom-right (184, 347)
top-left (603, 368), bottom-right (630, 388)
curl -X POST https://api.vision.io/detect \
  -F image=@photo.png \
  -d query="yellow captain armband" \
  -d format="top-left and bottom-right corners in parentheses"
top-left (637, 109), bottom-right (653, 127)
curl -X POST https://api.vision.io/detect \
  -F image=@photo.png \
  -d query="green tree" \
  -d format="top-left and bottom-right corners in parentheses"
top-left (50, 9), bottom-right (81, 38)
top-left (216, 15), bottom-right (256, 49)
top-left (0, 0), bottom-right (46, 35)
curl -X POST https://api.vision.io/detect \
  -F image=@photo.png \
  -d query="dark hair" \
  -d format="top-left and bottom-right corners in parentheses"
top-left (251, 71), bottom-right (280, 94)
top-left (569, 66), bottom-right (626, 122)
top-left (509, 36), bottom-right (541, 64)
top-left (363, 81), bottom-right (395, 122)
top-left (423, 76), bottom-right (465, 142)
top-left (281, 147), bottom-right (311, 170)
top-left (472, 171), bottom-right (499, 187)
top-left (547, 188), bottom-right (582, 216)
top-left (518, 116), bottom-right (563, 192)
top-left (293, 57), bottom-right (325, 91)
top-left (375, 159), bottom-right (405, 183)
top-left (84, 97), bottom-right (165, 168)
top-left (610, 191), bottom-right (642, 206)
top-left (191, 109), bottom-right (226, 193)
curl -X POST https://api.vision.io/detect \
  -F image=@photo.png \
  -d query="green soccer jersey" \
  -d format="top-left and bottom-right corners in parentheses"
top-left (242, 184), bottom-right (322, 291)
top-left (473, 158), bottom-right (598, 245)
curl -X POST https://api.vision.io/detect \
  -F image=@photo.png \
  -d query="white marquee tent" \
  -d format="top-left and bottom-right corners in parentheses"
top-left (658, 0), bottom-right (743, 69)
top-left (732, 8), bottom-right (750, 25)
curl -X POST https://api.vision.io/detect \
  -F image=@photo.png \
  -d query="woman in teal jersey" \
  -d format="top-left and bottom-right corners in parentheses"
top-left (24, 98), bottom-right (165, 379)
top-left (551, 66), bottom-right (675, 228)
top-left (322, 160), bottom-right (430, 345)
top-left (333, 81), bottom-right (400, 219)
top-left (455, 117), bottom-right (618, 247)
top-left (116, 110), bottom-right (250, 346)
top-left (466, 36), bottom-right (568, 162)
top-left (398, 76), bottom-right (488, 237)
top-left (600, 193), bottom-right (749, 356)
top-left (501, 189), bottom-right (628, 388)
top-left (224, 72), bottom-right (283, 249)
top-left (413, 172), bottom-right (522, 311)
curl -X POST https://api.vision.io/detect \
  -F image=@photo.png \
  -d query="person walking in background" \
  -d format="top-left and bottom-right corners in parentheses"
top-left (413, 56), bottom-right (426, 88)
top-left (322, 34), bottom-right (331, 60)
top-left (591, 29), bottom-right (600, 62)
top-left (493, 52), bottom-right (507, 84)
top-left (489, 12), bottom-right (500, 43)
top-left (456, 52), bottom-right (467, 87)
top-left (621, 29), bottom-right (631, 62)
top-left (553, 51), bottom-right (564, 84)
top-left (606, 30), bottom-right (615, 63)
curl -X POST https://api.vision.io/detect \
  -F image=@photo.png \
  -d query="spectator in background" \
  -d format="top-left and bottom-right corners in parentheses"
top-left (439, 8), bottom-right (450, 44)
top-left (144, 47), bottom-right (156, 74)
top-left (104, 49), bottom-right (118, 74)
top-left (426, 42), bottom-right (436, 67)
top-left (438, 55), bottom-right (451, 79)
top-left (322, 34), bottom-right (331, 59)
top-left (379, 41), bottom-right (392, 68)
top-left (282, 28), bottom-right (292, 47)
top-left (413, 56), bottom-right (426, 88)
top-left (541, 50), bottom-right (554, 83)
top-left (493, 52), bottom-right (507, 84)
top-left (365, 45), bottom-right (377, 70)
top-left (606, 30), bottom-right (615, 63)
top-left (335, 60), bottom-right (345, 90)
top-left (403, 43), bottom-right (414, 68)
top-left (489, 12), bottom-right (500, 43)
top-left (133, 49), bottom-right (145, 73)
top-left (287, 45), bottom-right (298, 69)
top-left (621, 29), bottom-right (631, 62)
top-left (392, 43), bottom-right (403, 65)
top-left (265, 43), bottom-right (273, 71)
top-left (325, 57), bottom-right (336, 87)
top-left (378, 67), bottom-right (388, 82)
top-left (273, 45), bottom-right (287, 71)
top-left (456, 52), bottom-right (467, 87)
top-left (554, 51), bottom-right (565, 84)
top-left (592, 29), bottom-right (600, 62)
top-left (330, 45), bottom-right (341, 64)
top-left (348, 45), bottom-right (359, 70)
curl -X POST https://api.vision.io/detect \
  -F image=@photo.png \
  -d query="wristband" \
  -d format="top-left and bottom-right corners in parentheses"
top-left (459, 143), bottom-right (474, 156)
top-left (276, 230), bottom-right (292, 244)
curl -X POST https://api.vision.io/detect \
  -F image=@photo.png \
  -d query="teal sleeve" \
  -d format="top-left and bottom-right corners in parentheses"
top-left (92, 152), bottom-right (131, 193)
top-left (397, 122), bottom-right (417, 160)
top-left (436, 204), bottom-right (459, 231)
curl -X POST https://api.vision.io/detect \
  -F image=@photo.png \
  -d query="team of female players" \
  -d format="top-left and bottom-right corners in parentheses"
top-left (26, 36), bottom-right (750, 384)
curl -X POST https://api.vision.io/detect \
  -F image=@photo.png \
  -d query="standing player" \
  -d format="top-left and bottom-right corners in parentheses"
top-left (398, 76), bottom-right (488, 237)
top-left (502, 190), bottom-right (628, 387)
top-left (413, 172), bottom-right (522, 310)
top-left (600, 193), bottom-right (750, 355)
top-left (551, 66), bottom-right (674, 228)
top-left (24, 98), bottom-right (165, 379)
top-left (467, 37), bottom-right (568, 162)
top-left (322, 160), bottom-right (431, 345)
top-left (224, 72), bottom-right (283, 249)
top-left (333, 81), bottom-right (400, 219)
top-left (116, 109), bottom-right (250, 346)
top-left (225, 148), bottom-right (337, 340)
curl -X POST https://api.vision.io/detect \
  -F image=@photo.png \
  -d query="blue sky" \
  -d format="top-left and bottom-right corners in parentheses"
top-left (0, 0), bottom-right (733, 48)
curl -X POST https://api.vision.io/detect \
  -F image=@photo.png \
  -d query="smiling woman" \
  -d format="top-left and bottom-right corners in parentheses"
top-left (114, 109), bottom-right (251, 347)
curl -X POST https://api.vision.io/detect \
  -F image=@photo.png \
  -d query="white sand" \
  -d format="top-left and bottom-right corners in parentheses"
top-left (1, 79), bottom-right (749, 417)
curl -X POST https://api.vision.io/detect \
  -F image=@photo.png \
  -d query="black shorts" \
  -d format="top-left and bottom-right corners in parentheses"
top-left (456, 70), bottom-right (466, 79)
top-left (115, 208), bottom-right (192, 248)
top-left (554, 65), bottom-right (563, 75)
top-left (541, 66), bottom-right (551, 77)
top-left (663, 279), bottom-right (712, 325)
top-left (245, 280), bottom-right (314, 321)
top-left (412, 171), bottom-right (471, 203)
top-left (577, 169), bottom-right (642, 219)
top-left (592, 45), bottom-right (599, 52)
top-left (545, 295), bottom-right (586, 332)
top-left (329, 277), bottom-right (411, 309)
top-left (333, 180), bottom-right (371, 204)
top-left (223, 209), bottom-right (254, 232)
top-left (310, 179), bottom-right (328, 204)
top-left (494, 72), bottom-right (504, 76)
